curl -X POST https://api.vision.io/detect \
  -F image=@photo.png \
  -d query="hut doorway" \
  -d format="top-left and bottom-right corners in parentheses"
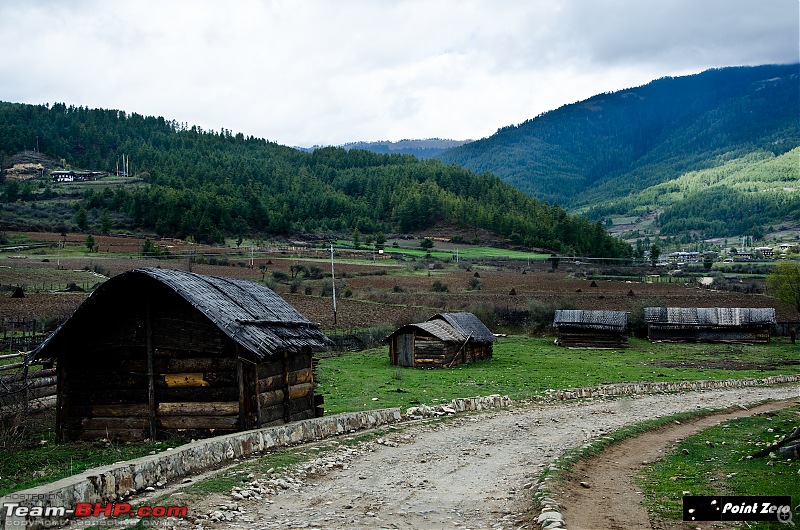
top-left (396, 333), bottom-right (414, 367)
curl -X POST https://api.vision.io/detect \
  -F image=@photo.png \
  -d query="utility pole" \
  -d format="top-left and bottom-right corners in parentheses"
top-left (330, 242), bottom-right (337, 326)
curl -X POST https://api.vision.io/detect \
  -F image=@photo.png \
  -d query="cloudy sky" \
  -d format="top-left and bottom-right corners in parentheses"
top-left (1, 0), bottom-right (797, 147)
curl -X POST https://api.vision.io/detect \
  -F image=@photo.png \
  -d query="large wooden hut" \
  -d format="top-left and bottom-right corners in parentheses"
top-left (388, 312), bottom-right (495, 368)
top-left (553, 309), bottom-right (629, 348)
top-left (644, 307), bottom-right (776, 343)
top-left (28, 268), bottom-right (332, 441)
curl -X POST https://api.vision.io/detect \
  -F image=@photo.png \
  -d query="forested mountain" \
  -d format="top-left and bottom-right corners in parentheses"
top-left (299, 139), bottom-right (472, 159)
top-left (436, 64), bottom-right (799, 236)
top-left (0, 102), bottom-right (630, 257)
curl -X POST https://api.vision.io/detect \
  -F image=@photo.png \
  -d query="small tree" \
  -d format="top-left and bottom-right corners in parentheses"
top-left (85, 234), bottom-right (96, 252)
top-left (703, 254), bottom-right (714, 271)
top-left (420, 238), bottom-right (434, 250)
top-left (649, 243), bottom-right (661, 267)
top-left (100, 210), bottom-right (112, 234)
top-left (767, 261), bottom-right (800, 314)
top-left (351, 228), bottom-right (361, 249)
top-left (375, 231), bottom-right (387, 250)
top-left (75, 206), bottom-right (88, 231)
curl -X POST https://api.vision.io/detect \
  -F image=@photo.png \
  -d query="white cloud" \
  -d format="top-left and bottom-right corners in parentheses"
top-left (0, 0), bottom-right (797, 147)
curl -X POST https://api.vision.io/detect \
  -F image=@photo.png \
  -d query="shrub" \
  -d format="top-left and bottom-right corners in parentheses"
top-left (468, 277), bottom-right (483, 290)
top-left (431, 280), bottom-right (449, 292)
top-left (527, 299), bottom-right (557, 332)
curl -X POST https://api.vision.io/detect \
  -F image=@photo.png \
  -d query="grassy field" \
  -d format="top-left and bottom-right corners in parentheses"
top-left (315, 336), bottom-right (800, 415)
top-left (638, 405), bottom-right (800, 529)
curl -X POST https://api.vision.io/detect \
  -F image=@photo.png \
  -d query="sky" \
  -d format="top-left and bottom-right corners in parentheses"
top-left (0, 0), bottom-right (797, 148)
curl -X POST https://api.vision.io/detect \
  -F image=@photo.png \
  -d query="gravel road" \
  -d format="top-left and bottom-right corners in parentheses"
top-left (165, 385), bottom-right (800, 530)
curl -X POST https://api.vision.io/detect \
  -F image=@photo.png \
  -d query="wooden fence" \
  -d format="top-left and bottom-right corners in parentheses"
top-left (0, 353), bottom-right (57, 417)
top-left (1, 318), bottom-right (45, 354)
top-left (0, 319), bottom-right (57, 417)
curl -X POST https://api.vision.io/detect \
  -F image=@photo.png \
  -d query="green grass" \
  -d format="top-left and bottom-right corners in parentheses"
top-left (387, 246), bottom-right (550, 260)
top-left (333, 240), bottom-right (550, 261)
top-left (638, 405), bottom-right (800, 529)
top-left (0, 430), bottom-right (182, 497)
top-left (315, 336), bottom-right (800, 415)
top-left (0, 266), bottom-right (107, 291)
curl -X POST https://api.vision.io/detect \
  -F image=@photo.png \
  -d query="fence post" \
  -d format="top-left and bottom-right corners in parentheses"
top-left (23, 361), bottom-right (29, 415)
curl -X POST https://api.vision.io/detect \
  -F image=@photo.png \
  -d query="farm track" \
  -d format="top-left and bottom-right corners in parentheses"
top-left (136, 385), bottom-right (799, 530)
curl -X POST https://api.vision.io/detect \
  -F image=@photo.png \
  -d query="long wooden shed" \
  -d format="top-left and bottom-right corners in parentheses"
top-left (553, 310), bottom-right (629, 348)
top-left (387, 312), bottom-right (495, 368)
top-left (644, 307), bottom-right (776, 343)
top-left (28, 268), bottom-right (332, 441)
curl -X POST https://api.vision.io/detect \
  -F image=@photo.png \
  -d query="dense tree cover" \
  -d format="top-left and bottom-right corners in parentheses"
top-left (436, 64), bottom-right (800, 235)
top-left (0, 101), bottom-right (630, 258)
top-left (587, 148), bottom-right (800, 238)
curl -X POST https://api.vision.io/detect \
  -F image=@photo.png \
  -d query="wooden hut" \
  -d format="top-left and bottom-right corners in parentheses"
top-left (387, 312), bottom-right (495, 368)
top-left (553, 310), bottom-right (629, 348)
top-left (28, 268), bottom-right (332, 441)
top-left (644, 307), bottom-right (776, 343)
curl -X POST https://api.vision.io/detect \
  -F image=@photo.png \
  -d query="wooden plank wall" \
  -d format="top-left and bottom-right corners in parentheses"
top-left (62, 292), bottom-right (317, 441)
top-left (648, 325), bottom-right (772, 344)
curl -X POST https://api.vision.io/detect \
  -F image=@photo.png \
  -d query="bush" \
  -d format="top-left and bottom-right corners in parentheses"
top-left (468, 277), bottom-right (483, 290)
top-left (431, 280), bottom-right (449, 292)
top-left (272, 270), bottom-right (289, 282)
top-left (320, 279), bottom-right (334, 297)
top-left (527, 299), bottom-right (556, 332)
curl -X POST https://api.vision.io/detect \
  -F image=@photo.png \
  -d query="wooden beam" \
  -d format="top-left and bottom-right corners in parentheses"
top-left (146, 299), bottom-right (156, 440)
top-left (157, 401), bottom-right (238, 416)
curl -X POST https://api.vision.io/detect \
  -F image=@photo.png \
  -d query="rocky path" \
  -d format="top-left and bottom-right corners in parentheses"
top-left (157, 385), bottom-right (799, 530)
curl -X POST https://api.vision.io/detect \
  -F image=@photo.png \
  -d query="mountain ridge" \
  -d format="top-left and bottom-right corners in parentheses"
top-left (435, 64), bottom-right (800, 236)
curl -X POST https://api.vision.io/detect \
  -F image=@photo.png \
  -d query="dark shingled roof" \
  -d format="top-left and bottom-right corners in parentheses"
top-left (553, 310), bottom-right (629, 332)
top-left (399, 320), bottom-right (466, 343)
top-left (30, 268), bottom-right (331, 362)
top-left (644, 307), bottom-right (776, 326)
top-left (427, 313), bottom-right (496, 343)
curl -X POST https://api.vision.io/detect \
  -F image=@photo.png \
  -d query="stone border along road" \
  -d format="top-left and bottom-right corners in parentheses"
top-left (100, 383), bottom-right (800, 530)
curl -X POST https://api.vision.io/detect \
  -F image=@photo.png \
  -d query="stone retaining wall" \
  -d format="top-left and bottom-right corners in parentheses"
top-left (1, 408), bottom-right (403, 529)
top-left (547, 374), bottom-right (800, 401)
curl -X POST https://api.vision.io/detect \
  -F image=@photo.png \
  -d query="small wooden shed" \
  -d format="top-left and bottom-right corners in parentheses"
top-left (553, 309), bottom-right (629, 348)
top-left (387, 312), bottom-right (495, 368)
top-left (28, 268), bottom-right (332, 441)
top-left (644, 307), bottom-right (776, 344)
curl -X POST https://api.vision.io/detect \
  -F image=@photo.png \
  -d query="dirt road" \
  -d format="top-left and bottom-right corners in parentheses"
top-left (165, 385), bottom-right (799, 529)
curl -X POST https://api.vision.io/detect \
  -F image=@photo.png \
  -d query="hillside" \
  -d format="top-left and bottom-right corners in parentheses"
top-left (436, 64), bottom-right (800, 236)
top-left (0, 102), bottom-right (629, 258)
top-left (299, 139), bottom-right (472, 159)
top-left (600, 148), bottom-right (800, 239)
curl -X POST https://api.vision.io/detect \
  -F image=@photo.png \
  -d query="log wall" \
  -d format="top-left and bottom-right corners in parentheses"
top-left (389, 332), bottom-right (493, 368)
top-left (58, 285), bottom-right (317, 441)
top-left (647, 324), bottom-right (772, 344)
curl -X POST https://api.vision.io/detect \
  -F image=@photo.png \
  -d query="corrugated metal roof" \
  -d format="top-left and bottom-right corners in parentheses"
top-left (644, 307), bottom-right (776, 326)
top-left (553, 310), bottom-right (629, 332)
top-left (30, 268), bottom-right (331, 362)
top-left (428, 313), bottom-right (496, 343)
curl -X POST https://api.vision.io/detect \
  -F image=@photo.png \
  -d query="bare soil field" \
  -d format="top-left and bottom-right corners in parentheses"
top-left (2, 232), bottom-right (798, 329)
